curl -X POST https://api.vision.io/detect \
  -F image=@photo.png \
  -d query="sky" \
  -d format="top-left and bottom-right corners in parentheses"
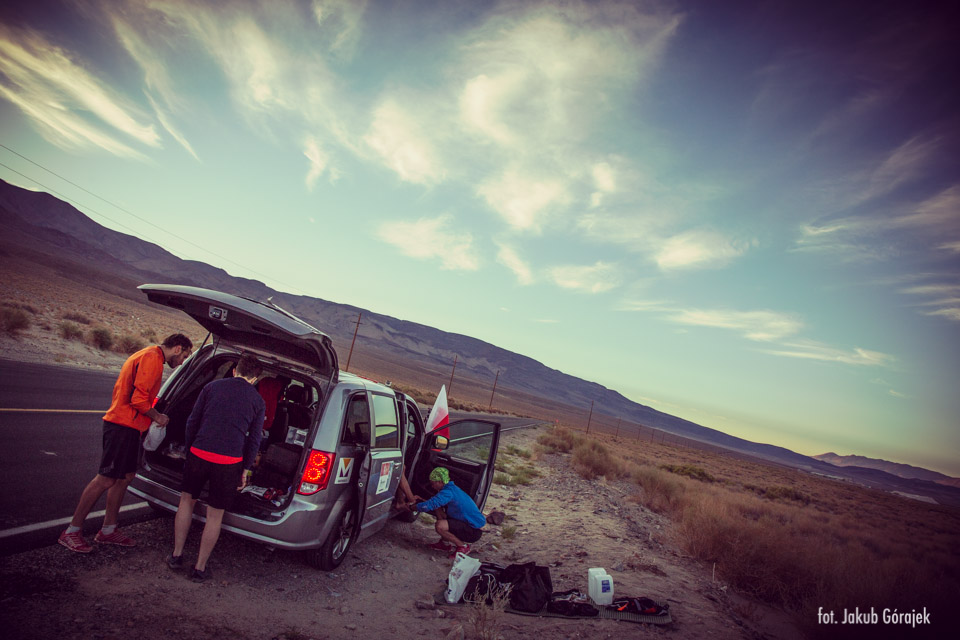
top-left (1, 0), bottom-right (958, 476)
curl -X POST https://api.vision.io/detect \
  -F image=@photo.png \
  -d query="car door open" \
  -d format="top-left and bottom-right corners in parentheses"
top-left (413, 419), bottom-right (501, 511)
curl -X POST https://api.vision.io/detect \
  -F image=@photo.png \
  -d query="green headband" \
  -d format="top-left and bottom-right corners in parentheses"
top-left (429, 467), bottom-right (450, 484)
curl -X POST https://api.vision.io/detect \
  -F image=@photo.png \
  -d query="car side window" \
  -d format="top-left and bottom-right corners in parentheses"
top-left (341, 394), bottom-right (371, 446)
top-left (371, 394), bottom-right (399, 449)
top-left (444, 421), bottom-right (496, 463)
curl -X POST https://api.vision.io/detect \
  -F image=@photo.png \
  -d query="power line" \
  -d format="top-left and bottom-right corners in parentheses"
top-left (0, 144), bottom-right (305, 295)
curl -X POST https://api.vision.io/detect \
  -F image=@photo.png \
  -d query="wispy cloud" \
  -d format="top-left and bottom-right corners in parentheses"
top-left (363, 99), bottom-right (445, 185)
top-left (621, 299), bottom-right (896, 367)
top-left (495, 242), bottom-right (534, 285)
top-left (0, 25), bottom-right (159, 157)
top-left (477, 169), bottom-right (568, 231)
top-left (898, 282), bottom-right (960, 322)
top-left (666, 308), bottom-right (803, 342)
top-left (656, 230), bottom-right (754, 270)
top-left (762, 342), bottom-right (895, 367)
top-left (376, 214), bottom-right (478, 270)
top-left (303, 136), bottom-right (335, 189)
top-left (311, 0), bottom-right (368, 58)
top-left (550, 261), bottom-right (620, 293)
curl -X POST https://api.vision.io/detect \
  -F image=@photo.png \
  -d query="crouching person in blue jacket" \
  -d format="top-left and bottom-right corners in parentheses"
top-left (411, 467), bottom-right (485, 557)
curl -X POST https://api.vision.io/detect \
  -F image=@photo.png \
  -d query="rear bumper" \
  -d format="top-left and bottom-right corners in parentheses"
top-left (129, 474), bottom-right (334, 551)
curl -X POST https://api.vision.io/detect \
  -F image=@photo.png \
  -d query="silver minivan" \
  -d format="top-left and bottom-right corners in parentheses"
top-left (129, 284), bottom-right (501, 569)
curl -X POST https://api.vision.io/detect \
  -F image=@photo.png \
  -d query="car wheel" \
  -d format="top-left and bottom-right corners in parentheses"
top-left (395, 509), bottom-right (419, 523)
top-left (307, 503), bottom-right (357, 570)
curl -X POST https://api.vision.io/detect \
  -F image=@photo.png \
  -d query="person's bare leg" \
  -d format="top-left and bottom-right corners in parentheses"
top-left (195, 507), bottom-right (225, 571)
top-left (102, 473), bottom-right (134, 527)
top-left (69, 475), bottom-right (116, 528)
top-left (435, 517), bottom-right (464, 547)
top-left (173, 492), bottom-right (197, 557)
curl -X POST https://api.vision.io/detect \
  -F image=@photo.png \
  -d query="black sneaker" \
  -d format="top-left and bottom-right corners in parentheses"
top-left (167, 554), bottom-right (184, 570)
top-left (191, 567), bottom-right (211, 583)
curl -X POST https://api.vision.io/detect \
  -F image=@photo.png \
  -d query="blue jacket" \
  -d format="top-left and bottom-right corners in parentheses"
top-left (185, 377), bottom-right (265, 470)
top-left (416, 481), bottom-right (486, 530)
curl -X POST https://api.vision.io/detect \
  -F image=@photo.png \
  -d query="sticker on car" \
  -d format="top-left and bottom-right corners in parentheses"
top-left (335, 457), bottom-right (354, 484)
top-left (376, 461), bottom-right (392, 494)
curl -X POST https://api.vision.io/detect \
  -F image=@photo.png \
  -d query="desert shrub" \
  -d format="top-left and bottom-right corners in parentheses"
top-left (115, 334), bottom-right (146, 354)
top-left (59, 321), bottom-right (84, 340)
top-left (745, 484), bottom-right (811, 504)
top-left (62, 312), bottom-right (91, 324)
top-left (501, 525), bottom-right (517, 540)
top-left (571, 439), bottom-right (626, 480)
top-left (1, 308), bottom-right (30, 335)
top-left (493, 472), bottom-right (515, 486)
top-left (537, 426), bottom-right (582, 453)
top-left (89, 327), bottom-right (114, 350)
top-left (504, 444), bottom-right (532, 459)
top-left (469, 581), bottom-right (512, 640)
top-left (139, 328), bottom-right (158, 342)
top-left (2, 302), bottom-right (38, 314)
top-left (631, 464), bottom-right (688, 514)
top-left (660, 463), bottom-right (716, 483)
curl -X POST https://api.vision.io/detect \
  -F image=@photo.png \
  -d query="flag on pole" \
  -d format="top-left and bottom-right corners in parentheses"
top-left (425, 385), bottom-right (450, 441)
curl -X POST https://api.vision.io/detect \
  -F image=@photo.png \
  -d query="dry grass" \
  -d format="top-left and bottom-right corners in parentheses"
top-left (1, 307), bottom-right (31, 335)
top-left (468, 582), bottom-right (511, 640)
top-left (550, 430), bottom-right (960, 635)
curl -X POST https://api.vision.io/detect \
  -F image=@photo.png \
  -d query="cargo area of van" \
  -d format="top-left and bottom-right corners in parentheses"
top-left (142, 351), bottom-right (326, 519)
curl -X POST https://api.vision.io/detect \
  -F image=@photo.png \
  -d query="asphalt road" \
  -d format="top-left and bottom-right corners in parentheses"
top-left (0, 358), bottom-right (542, 555)
top-left (0, 359), bottom-right (153, 554)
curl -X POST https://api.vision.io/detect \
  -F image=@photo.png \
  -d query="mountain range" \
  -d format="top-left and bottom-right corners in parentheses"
top-left (2, 177), bottom-right (958, 507)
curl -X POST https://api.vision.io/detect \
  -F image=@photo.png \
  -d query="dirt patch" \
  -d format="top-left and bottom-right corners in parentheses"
top-left (0, 427), bottom-right (802, 640)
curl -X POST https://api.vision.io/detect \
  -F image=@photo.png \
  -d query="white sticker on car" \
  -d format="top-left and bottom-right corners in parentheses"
top-left (376, 461), bottom-right (392, 494)
top-left (335, 457), bottom-right (354, 484)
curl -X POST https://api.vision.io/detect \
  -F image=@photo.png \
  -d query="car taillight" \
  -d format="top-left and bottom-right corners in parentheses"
top-left (298, 449), bottom-right (335, 495)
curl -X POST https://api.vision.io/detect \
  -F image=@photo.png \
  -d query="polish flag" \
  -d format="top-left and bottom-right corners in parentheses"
top-left (425, 385), bottom-right (450, 440)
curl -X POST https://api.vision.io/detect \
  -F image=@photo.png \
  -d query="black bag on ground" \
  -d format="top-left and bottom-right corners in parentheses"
top-left (463, 562), bottom-right (506, 604)
top-left (606, 596), bottom-right (669, 616)
top-left (500, 562), bottom-right (553, 613)
top-left (547, 589), bottom-right (599, 617)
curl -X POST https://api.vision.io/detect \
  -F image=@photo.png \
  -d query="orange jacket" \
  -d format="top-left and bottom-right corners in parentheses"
top-left (102, 345), bottom-right (165, 432)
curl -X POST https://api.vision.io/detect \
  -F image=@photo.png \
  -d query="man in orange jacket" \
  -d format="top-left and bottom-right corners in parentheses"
top-left (59, 333), bottom-right (193, 553)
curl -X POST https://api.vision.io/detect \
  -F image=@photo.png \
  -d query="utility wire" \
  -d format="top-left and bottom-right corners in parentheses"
top-left (0, 144), bottom-right (305, 295)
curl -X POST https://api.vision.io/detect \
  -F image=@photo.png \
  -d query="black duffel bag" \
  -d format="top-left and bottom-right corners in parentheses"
top-left (500, 562), bottom-right (553, 613)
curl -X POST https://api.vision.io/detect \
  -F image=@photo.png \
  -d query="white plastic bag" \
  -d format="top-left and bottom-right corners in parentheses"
top-left (445, 552), bottom-right (481, 603)
top-left (143, 421), bottom-right (166, 451)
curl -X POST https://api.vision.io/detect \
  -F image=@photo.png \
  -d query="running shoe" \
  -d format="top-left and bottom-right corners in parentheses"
top-left (94, 529), bottom-right (136, 547)
top-left (449, 544), bottom-right (471, 558)
top-left (58, 530), bottom-right (93, 553)
top-left (428, 540), bottom-right (453, 552)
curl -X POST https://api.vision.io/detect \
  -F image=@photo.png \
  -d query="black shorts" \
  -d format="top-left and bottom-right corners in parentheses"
top-left (99, 421), bottom-right (141, 479)
top-left (448, 517), bottom-right (483, 543)
top-left (181, 452), bottom-right (243, 510)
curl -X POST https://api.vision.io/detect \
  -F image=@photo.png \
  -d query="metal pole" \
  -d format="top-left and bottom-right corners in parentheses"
top-left (448, 354), bottom-right (458, 396)
top-left (585, 400), bottom-right (594, 434)
top-left (488, 369), bottom-right (500, 410)
top-left (345, 312), bottom-right (362, 372)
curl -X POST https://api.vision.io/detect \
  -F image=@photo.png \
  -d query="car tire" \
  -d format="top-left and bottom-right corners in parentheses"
top-left (394, 509), bottom-right (419, 523)
top-left (307, 503), bottom-right (357, 570)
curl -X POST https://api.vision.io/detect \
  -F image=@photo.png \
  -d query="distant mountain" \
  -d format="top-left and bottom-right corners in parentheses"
top-left (3, 178), bottom-right (960, 507)
top-left (815, 453), bottom-right (960, 488)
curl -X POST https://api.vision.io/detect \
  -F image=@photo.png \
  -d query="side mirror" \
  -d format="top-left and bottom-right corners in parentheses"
top-left (432, 435), bottom-right (449, 451)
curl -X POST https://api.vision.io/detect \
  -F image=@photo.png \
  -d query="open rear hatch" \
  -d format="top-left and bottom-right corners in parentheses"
top-left (139, 284), bottom-right (338, 378)
top-left (138, 284), bottom-right (338, 518)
